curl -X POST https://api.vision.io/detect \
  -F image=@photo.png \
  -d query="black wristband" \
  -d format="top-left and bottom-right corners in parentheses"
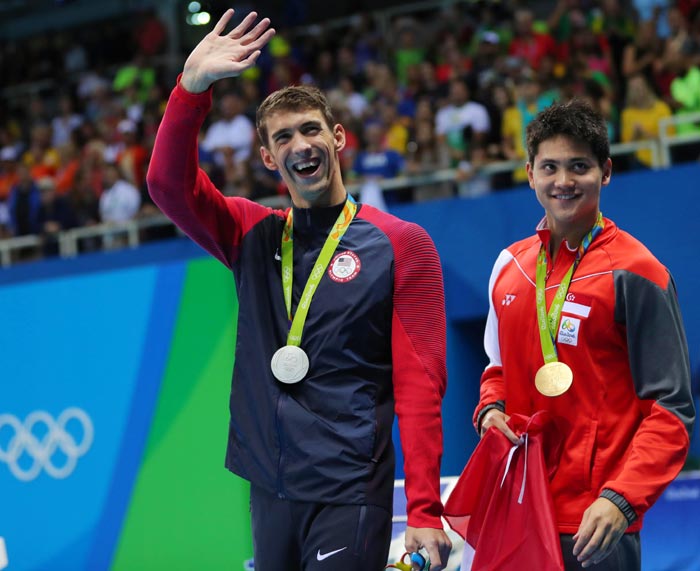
top-left (475, 400), bottom-right (505, 433)
top-left (600, 488), bottom-right (638, 526)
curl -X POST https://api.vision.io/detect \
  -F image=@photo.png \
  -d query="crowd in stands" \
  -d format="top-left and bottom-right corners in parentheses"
top-left (1, 0), bottom-right (699, 260)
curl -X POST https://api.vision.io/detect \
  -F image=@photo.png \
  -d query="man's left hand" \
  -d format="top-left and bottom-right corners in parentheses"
top-left (572, 497), bottom-right (629, 568)
top-left (404, 526), bottom-right (452, 571)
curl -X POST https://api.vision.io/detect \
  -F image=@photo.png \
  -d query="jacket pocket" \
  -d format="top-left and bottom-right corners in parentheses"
top-left (581, 420), bottom-right (598, 490)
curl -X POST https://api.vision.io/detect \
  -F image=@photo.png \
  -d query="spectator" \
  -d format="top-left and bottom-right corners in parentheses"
top-left (379, 99), bottom-right (411, 155)
top-left (352, 119), bottom-right (407, 208)
top-left (480, 80), bottom-right (516, 189)
top-left (113, 54), bottom-right (157, 105)
top-left (392, 19), bottom-right (426, 88)
top-left (434, 75), bottom-right (490, 169)
top-left (200, 91), bottom-right (255, 195)
top-left (508, 8), bottom-right (557, 71)
top-left (620, 73), bottom-right (673, 168)
top-left (51, 93), bottom-right (84, 149)
top-left (67, 167), bottom-right (100, 230)
top-left (668, 58), bottom-right (700, 161)
top-left (406, 99), bottom-right (452, 201)
top-left (22, 123), bottom-right (61, 181)
top-left (133, 9), bottom-right (168, 57)
top-left (54, 136), bottom-right (83, 195)
top-left (582, 78), bottom-right (617, 143)
top-left (434, 32), bottom-right (471, 83)
top-left (333, 75), bottom-right (369, 120)
top-left (7, 164), bottom-right (42, 236)
top-left (38, 177), bottom-right (75, 256)
top-left (115, 118), bottom-right (148, 189)
top-left (621, 19), bottom-right (664, 97)
top-left (501, 70), bottom-right (556, 184)
top-left (99, 162), bottom-right (141, 224)
top-left (596, 0), bottom-right (637, 85)
top-left (0, 146), bottom-right (20, 205)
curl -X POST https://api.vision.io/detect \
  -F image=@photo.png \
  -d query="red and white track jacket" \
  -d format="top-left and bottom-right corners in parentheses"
top-left (474, 217), bottom-right (695, 534)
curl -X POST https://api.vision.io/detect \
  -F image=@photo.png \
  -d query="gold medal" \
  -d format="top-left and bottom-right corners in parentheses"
top-left (535, 361), bottom-right (573, 397)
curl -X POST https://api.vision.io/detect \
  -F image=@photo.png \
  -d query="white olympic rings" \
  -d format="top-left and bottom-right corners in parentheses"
top-left (0, 408), bottom-right (94, 482)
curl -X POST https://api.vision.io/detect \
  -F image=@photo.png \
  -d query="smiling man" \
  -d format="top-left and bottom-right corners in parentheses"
top-left (474, 99), bottom-right (695, 570)
top-left (147, 9), bottom-right (451, 571)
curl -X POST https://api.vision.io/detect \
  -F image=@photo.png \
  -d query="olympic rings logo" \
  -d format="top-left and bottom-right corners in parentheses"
top-left (0, 408), bottom-right (93, 482)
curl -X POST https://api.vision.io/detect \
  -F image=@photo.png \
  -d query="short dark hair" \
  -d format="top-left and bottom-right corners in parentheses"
top-left (526, 99), bottom-right (610, 167)
top-left (256, 84), bottom-right (336, 147)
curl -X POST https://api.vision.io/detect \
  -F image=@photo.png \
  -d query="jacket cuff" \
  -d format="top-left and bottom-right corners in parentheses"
top-left (475, 400), bottom-right (505, 433)
top-left (174, 73), bottom-right (214, 110)
top-left (406, 513), bottom-right (444, 530)
top-left (600, 488), bottom-right (638, 526)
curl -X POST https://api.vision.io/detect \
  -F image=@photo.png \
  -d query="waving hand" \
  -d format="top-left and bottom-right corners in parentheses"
top-left (181, 9), bottom-right (275, 93)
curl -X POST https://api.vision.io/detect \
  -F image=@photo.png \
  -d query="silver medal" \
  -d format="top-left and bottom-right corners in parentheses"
top-left (270, 345), bottom-right (309, 384)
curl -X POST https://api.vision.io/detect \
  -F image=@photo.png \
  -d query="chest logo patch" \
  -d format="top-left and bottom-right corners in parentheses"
top-left (328, 250), bottom-right (361, 283)
top-left (557, 316), bottom-right (581, 347)
top-left (562, 292), bottom-right (592, 318)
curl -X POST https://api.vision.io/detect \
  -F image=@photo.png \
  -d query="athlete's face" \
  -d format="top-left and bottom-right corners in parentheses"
top-left (527, 134), bottom-right (611, 245)
top-left (260, 109), bottom-right (346, 208)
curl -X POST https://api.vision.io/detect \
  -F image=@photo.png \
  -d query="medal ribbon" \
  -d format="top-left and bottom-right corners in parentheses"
top-left (281, 196), bottom-right (357, 346)
top-left (535, 212), bottom-right (604, 364)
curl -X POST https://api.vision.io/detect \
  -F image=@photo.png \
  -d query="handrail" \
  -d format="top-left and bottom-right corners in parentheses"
top-left (658, 112), bottom-right (700, 168)
top-left (0, 235), bottom-right (42, 268)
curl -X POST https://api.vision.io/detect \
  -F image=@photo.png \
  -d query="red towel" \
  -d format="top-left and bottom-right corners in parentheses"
top-left (444, 411), bottom-right (564, 571)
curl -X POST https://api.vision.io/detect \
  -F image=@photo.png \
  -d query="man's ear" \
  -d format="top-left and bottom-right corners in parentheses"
top-left (334, 124), bottom-right (346, 153)
top-left (260, 146), bottom-right (278, 171)
top-left (526, 162), bottom-right (536, 190)
top-left (602, 158), bottom-right (612, 186)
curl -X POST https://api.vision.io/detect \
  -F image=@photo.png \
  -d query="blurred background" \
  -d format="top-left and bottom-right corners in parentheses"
top-left (0, 0), bottom-right (698, 570)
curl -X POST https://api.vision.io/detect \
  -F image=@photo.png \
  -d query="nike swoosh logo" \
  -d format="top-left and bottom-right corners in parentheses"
top-left (316, 546), bottom-right (347, 561)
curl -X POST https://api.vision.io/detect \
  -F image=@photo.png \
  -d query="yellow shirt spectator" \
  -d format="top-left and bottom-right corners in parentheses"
top-left (620, 74), bottom-right (674, 167)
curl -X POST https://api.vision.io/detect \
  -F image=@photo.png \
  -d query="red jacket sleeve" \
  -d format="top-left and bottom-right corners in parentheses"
top-left (389, 219), bottom-right (448, 528)
top-left (147, 79), bottom-right (272, 267)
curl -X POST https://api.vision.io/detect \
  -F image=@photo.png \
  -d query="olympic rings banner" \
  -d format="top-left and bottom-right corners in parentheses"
top-left (0, 408), bottom-right (94, 482)
top-left (0, 248), bottom-right (254, 571)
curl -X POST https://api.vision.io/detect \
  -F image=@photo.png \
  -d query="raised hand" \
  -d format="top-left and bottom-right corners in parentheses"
top-left (181, 9), bottom-right (275, 94)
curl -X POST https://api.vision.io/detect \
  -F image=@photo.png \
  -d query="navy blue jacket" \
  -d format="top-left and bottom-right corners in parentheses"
top-left (148, 82), bottom-right (448, 528)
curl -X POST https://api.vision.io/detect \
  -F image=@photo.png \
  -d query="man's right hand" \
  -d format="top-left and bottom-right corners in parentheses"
top-left (181, 9), bottom-right (275, 94)
top-left (480, 408), bottom-right (519, 444)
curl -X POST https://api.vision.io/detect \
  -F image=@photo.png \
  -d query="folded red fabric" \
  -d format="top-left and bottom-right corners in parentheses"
top-left (444, 411), bottom-right (564, 571)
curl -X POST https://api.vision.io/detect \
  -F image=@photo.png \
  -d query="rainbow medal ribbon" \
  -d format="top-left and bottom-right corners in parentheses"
top-left (534, 213), bottom-right (604, 396)
top-left (271, 196), bottom-right (357, 383)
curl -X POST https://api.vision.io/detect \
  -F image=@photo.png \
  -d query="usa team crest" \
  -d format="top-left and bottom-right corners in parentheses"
top-left (328, 251), bottom-right (361, 283)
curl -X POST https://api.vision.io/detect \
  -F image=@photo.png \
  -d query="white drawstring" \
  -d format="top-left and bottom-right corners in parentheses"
top-left (499, 433), bottom-right (529, 505)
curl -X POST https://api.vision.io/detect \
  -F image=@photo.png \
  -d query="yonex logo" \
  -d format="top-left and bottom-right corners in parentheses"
top-left (0, 408), bottom-right (94, 482)
top-left (502, 294), bottom-right (516, 306)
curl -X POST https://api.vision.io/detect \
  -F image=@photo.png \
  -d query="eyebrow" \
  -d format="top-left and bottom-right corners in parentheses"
top-left (271, 120), bottom-right (324, 141)
top-left (538, 156), bottom-right (593, 164)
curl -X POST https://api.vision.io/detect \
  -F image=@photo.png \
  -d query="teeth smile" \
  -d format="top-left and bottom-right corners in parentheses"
top-left (293, 159), bottom-right (320, 172)
top-left (554, 194), bottom-right (576, 200)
